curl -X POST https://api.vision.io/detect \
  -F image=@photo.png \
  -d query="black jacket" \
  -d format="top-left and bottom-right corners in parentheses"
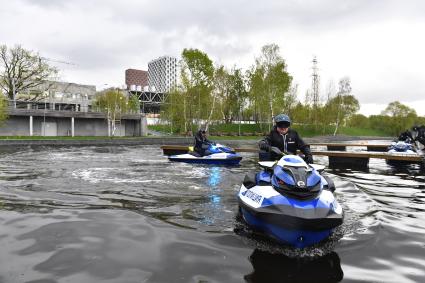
top-left (194, 131), bottom-right (213, 155)
top-left (259, 127), bottom-right (312, 161)
top-left (414, 125), bottom-right (425, 146)
top-left (397, 130), bottom-right (414, 143)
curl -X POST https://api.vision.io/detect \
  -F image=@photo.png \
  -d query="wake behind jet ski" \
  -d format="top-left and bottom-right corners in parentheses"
top-left (168, 143), bottom-right (242, 165)
top-left (237, 155), bottom-right (343, 248)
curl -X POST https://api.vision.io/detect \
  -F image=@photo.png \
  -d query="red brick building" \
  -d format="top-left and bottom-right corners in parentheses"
top-left (125, 69), bottom-right (148, 90)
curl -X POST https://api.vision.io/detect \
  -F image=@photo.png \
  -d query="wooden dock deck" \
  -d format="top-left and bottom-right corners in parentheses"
top-left (160, 143), bottom-right (424, 168)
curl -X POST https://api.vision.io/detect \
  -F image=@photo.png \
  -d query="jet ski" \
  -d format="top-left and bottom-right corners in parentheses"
top-left (168, 143), bottom-right (242, 165)
top-left (386, 141), bottom-right (420, 166)
top-left (387, 140), bottom-right (416, 154)
top-left (237, 155), bottom-right (343, 248)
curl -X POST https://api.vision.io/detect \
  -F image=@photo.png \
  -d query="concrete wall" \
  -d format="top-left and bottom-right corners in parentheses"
top-left (73, 118), bottom-right (109, 136)
top-left (0, 116), bottom-right (30, 136)
top-left (0, 115), bottom-right (147, 137)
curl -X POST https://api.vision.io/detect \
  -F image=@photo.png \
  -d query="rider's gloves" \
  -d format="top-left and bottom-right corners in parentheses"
top-left (305, 154), bottom-right (314, 164)
top-left (259, 141), bottom-right (270, 151)
top-left (270, 146), bottom-right (283, 156)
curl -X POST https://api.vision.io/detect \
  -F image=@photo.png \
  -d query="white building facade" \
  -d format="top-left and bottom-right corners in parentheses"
top-left (148, 56), bottom-right (177, 93)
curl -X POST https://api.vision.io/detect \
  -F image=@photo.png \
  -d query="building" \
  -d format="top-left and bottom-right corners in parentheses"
top-left (17, 80), bottom-right (97, 112)
top-left (148, 56), bottom-right (177, 93)
top-left (125, 69), bottom-right (148, 91)
top-left (1, 80), bottom-right (148, 137)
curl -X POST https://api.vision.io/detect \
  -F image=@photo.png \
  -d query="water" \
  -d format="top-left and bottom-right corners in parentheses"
top-left (0, 145), bottom-right (424, 283)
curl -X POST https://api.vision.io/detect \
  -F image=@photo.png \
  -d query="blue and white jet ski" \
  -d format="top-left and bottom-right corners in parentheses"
top-left (168, 143), bottom-right (242, 165)
top-left (386, 141), bottom-right (419, 166)
top-left (387, 140), bottom-right (416, 154)
top-left (237, 155), bottom-right (343, 248)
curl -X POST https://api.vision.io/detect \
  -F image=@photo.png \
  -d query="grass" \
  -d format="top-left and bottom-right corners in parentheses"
top-left (148, 123), bottom-right (390, 138)
top-left (0, 124), bottom-right (389, 140)
top-left (0, 136), bottom-right (148, 140)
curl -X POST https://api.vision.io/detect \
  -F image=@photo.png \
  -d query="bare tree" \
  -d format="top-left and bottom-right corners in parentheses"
top-left (0, 45), bottom-right (58, 103)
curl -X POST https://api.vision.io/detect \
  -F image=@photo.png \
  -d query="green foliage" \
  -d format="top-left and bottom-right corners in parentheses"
top-left (376, 101), bottom-right (418, 136)
top-left (382, 101), bottom-right (417, 117)
top-left (214, 66), bottom-right (248, 123)
top-left (149, 123), bottom-right (389, 138)
top-left (248, 44), bottom-right (292, 128)
top-left (347, 114), bottom-right (370, 128)
top-left (161, 88), bottom-right (189, 134)
top-left (326, 94), bottom-right (360, 122)
top-left (93, 89), bottom-right (129, 115)
top-left (179, 48), bottom-right (215, 131)
top-left (127, 94), bottom-right (140, 113)
top-left (0, 45), bottom-right (58, 100)
top-left (157, 45), bottom-right (424, 139)
top-left (0, 91), bottom-right (8, 125)
top-left (92, 89), bottom-right (130, 136)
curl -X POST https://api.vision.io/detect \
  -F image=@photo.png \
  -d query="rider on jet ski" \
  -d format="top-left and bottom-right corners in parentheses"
top-left (259, 114), bottom-right (314, 163)
top-left (194, 128), bottom-right (215, 156)
top-left (397, 130), bottom-right (414, 144)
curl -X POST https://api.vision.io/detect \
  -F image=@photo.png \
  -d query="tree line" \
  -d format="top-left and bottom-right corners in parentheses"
top-left (1, 43), bottom-right (423, 137)
top-left (161, 44), bottom-right (361, 135)
top-left (161, 44), bottom-right (424, 137)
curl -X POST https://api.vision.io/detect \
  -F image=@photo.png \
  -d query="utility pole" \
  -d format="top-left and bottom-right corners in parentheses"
top-left (311, 56), bottom-right (320, 126)
top-left (311, 56), bottom-right (320, 109)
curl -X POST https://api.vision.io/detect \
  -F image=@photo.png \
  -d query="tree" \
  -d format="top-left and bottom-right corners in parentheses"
top-left (381, 101), bottom-right (417, 136)
top-left (161, 88), bottom-right (187, 134)
top-left (347, 114), bottom-right (369, 128)
top-left (0, 45), bottom-right (58, 102)
top-left (251, 44), bottom-right (292, 130)
top-left (0, 91), bottom-right (8, 125)
top-left (127, 94), bottom-right (141, 114)
top-left (215, 66), bottom-right (248, 125)
top-left (93, 89), bottom-right (129, 136)
top-left (326, 77), bottom-right (359, 135)
top-left (180, 48), bottom-right (214, 131)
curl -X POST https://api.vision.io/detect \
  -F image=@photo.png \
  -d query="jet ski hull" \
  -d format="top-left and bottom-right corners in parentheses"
top-left (238, 182), bottom-right (343, 248)
top-left (169, 153), bottom-right (242, 165)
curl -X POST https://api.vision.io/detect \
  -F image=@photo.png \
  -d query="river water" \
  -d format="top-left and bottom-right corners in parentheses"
top-left (0, 145), bottom-right (424, 283)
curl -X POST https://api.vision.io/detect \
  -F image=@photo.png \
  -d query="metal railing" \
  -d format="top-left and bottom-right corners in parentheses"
top-left (7, 99), bottom-right (141, 115)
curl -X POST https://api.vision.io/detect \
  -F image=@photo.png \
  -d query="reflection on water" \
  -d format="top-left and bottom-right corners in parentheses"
top-left (0, 145), bottom-right (424, 282)
top-left (245, 249), bottom-right (343, 283)
top-left (202, 166), bottom-right (223, 225)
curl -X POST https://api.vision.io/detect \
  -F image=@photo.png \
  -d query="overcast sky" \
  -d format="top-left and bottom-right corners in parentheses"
top-left (1, 0), bottom-right (424, 115)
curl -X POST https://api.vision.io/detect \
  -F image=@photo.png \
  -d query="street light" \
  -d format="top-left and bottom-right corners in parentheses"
top-left (43, 92), bottom-right (47, 136)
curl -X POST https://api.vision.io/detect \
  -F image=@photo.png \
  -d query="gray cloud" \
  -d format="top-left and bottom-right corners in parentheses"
top-left (1, 0), bottom-right (425, 115)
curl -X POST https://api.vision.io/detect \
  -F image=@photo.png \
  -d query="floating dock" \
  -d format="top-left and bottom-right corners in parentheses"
top-left (161, 143), bottom-right (425, 169)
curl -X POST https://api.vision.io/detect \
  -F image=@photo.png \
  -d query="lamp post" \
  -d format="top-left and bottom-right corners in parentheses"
top-left (43, 92), bottom-right (47, 136)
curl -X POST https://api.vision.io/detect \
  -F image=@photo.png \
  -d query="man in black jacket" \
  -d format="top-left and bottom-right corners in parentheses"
top-left (194, 129), bottom-right (214, 156)
top-left (259, 114), bottom-right (313, 163)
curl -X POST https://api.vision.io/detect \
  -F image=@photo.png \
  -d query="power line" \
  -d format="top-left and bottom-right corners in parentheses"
top-left (40, 56), bottom-right (77, 66)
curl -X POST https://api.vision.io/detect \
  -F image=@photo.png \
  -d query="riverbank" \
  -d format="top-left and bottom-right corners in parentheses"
top-left (0, 135), bottom-right (392, 147)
